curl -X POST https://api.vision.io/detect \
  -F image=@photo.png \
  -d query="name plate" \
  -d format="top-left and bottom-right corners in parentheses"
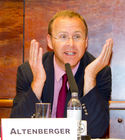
top-left (1, 118), bottom-right (77, 140)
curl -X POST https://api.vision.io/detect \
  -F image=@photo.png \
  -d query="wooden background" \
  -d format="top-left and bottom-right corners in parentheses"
top-left (0, 0), bottom-right (23, 98)
top-left (1, 0), bottom-right (125, 138)
top-left (0, 0), bottom-right (23, 135)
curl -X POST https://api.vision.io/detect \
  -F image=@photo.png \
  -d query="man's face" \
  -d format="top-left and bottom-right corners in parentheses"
top-left (47, 17), bottom-right (88, 70)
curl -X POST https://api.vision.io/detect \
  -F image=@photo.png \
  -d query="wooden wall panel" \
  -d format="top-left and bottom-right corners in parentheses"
top-left (0, 0), bottom-right (23, 98)
top-left (111, 1), bottom-right (125, 100)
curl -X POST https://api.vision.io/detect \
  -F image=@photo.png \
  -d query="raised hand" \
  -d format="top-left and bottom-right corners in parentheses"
top-left (84, 38), bottom-right (113, 95)
top-left (29, 39), bottom-right (46, 100)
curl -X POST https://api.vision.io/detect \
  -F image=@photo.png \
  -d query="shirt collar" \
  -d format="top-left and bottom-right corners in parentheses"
top-left (54, 55), bottom-right (80, 82)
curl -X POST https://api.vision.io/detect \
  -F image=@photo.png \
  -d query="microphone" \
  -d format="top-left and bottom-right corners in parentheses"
top-left (65, 63), bottom-right (78, 93)
top-left (65, 63), bottom-right (90, 140)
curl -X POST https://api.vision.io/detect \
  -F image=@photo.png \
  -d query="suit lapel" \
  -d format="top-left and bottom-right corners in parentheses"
top-left (41, 52), bottom-right (55, 110)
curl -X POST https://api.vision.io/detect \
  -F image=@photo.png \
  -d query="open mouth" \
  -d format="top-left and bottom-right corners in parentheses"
top-left (64, 52), bottom-right (76, 56)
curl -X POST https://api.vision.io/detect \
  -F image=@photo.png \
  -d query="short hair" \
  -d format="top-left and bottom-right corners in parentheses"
top-left (48, 10), bottom-right (88, 37)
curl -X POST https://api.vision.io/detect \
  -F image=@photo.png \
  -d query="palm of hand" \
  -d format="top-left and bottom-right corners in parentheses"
top-left (85, 38), bottom-right (113, 78)
top-left (29, 39), bottom-right (46, 84)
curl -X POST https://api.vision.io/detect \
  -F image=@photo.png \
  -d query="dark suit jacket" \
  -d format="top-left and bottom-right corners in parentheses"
top-left (10, 51), bottom-right (111, 138)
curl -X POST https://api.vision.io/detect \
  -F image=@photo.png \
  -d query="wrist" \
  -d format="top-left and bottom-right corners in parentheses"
top-left (31, 80), bottom-right (45, 100)
top-left (84, 74), bottom-right (96, 95)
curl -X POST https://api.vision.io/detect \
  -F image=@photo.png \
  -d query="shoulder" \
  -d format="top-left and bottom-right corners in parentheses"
top-left (84, 51), bottom-right (95, 63)
top-left (18, 61), bottom-right (31, 74)
top-left (42, 51), bottom-right (54, 62)
top-left (42, 51), bottom-right (54, 70)
top-left (79, 51), bottom-right (96, 67)
top-left (17, 61), bottom-right (33, 82)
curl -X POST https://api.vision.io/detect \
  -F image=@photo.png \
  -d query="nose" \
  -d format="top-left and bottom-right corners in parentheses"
top-left (66, 37), bottom-right (74, 47)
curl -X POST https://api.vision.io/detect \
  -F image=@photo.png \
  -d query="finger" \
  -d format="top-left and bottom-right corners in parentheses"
top-left (106, 38), bottom-right (113, 47)
top-left (32, 41), bottom-right (39, 64)
top-left (29, 39), bottom-right (36, 63)
top-left (103, 44), bottom-right (110, 64)
top-left (106, 39), bottom-right (113, 65)
top-left (98, 43), bottom-right (107, 61)
top-left (102, 39), bottom-right (113, 65)
top-left (97, 40), bottom-right (110, 66)
top-left (38, 46), bottom-right (43, 64)
top-left (105, 39), bottom-right (113, 59)
top-left (106, 38), bottom-right (113, 57)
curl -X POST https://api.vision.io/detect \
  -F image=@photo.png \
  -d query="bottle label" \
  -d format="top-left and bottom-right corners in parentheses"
top-left (67, 110), bottom-right (82, 120)
top-left (80, 120), bottom-right (87, 136)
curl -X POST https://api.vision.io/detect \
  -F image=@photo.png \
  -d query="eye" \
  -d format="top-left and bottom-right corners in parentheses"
top-left (59, 34), bottom-right (67, 39)
top-left (73, 34), bottom-right (81, 39)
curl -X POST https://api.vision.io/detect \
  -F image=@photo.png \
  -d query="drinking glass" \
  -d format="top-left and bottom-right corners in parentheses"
top-left (35, 103), bottom-right (51, 118)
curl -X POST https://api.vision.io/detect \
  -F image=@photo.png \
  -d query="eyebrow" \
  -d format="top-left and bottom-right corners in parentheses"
top-left (74, 31), bottom-right (83, 33)
top-left (56, 31), bottom-right (83, 34)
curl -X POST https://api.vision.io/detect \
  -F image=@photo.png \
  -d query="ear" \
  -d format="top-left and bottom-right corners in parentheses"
top-left (85, 37), bottom-right (88, 50)
top-left (47, 34), bottom-right (53, 50)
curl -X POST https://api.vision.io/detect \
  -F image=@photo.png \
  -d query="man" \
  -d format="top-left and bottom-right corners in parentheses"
top-left (10, 10), bottom-right (113, 138)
